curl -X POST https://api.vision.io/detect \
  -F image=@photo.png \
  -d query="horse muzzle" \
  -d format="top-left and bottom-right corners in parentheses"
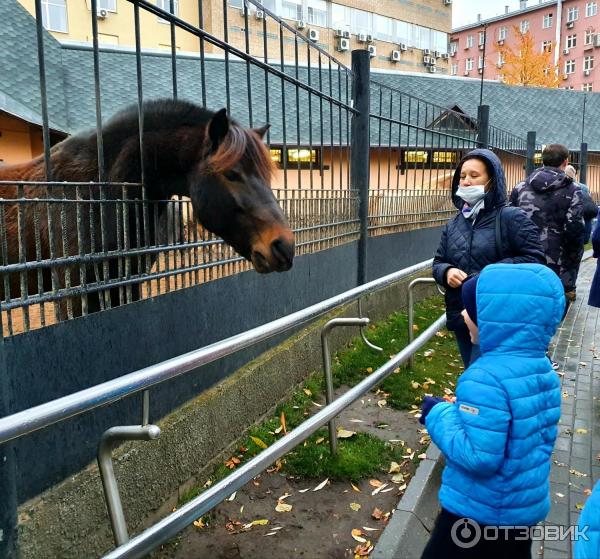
top-left (251, 234), bottom-right (295, 273)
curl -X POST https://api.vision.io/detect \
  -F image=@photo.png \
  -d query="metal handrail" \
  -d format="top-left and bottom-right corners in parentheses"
top-left (0, 258), bottom-right (433, 446)
top-left (102, 313), bottom-right (446, 559)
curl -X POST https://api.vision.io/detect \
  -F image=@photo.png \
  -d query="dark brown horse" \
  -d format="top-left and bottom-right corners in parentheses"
top-left (0, 99), bottom-right (294, 321)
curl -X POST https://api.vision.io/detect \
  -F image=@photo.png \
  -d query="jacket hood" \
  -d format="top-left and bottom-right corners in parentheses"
top-left (476, 263), bottom-right (565, 356)
top-left (451, 149), bottom-right (507, 211)
top-left (525, 166), bottom-right (573, 193)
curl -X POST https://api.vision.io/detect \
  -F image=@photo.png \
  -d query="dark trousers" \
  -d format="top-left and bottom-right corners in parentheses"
top-left (421, 509), bottom-right (533, 559)
top-left (453, 322), bottom-right (480, 368)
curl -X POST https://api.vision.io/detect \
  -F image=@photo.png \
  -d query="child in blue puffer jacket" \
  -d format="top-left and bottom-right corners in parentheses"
top-left (575, 480), bottom-right (600, 559)
top-left (420, 263), bottom-right (564, 558)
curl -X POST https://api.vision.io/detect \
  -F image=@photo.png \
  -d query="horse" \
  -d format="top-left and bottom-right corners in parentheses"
top-left (0, 99), bottom-right (295, 323)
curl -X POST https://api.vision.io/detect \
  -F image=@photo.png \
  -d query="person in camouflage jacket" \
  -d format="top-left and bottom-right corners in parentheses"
top-left (510, 144), bottom-right (585, 299)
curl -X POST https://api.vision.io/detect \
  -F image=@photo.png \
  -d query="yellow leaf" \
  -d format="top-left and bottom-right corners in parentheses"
top-left (576, 502), bottom-right (585, 510)
top-left (275, 502), bottom-right (293, 513)
top-left (411, 381), bottom-right (420, 390)
top-left (243, 518), bottom-right (270, 529)
top-left (351, 482), bottom-right (361, 493)
top-left (251, 436), bottom-right (268, 449)
top-left (337, 429), bottom-right (356, 439)
top-left (313, 478), bottom-right (329, 491)
top-left (412, 324), bottom-right (420, 332)
top-left (576, 428), bottom-right (589, 435)
top-left (350, 502), bottom-right (362, 511)
top-left (351, 529), bottom-right (367, 543)
top-left (315, 437), bottom-right (325, 445)
top-left (377, 399), bottom-right (387, 408)
top-left (391, 473), bottom-right (405, 484)
top-left (303, 388), bottom-right (312, 396)
top-left (274, 426), bottom-right (283, 434)
top-left (388, 462), bottom-right (401, 474)
top-left (193, 517), bottom-right (206, 528)
top-left (369, 479), bottom-right (383, 488)
top-left (366, 367), bottom-right (373, 373)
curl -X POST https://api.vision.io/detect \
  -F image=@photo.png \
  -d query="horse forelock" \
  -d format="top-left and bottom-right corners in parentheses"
top-left (207, 124), bottom-right (274, 184)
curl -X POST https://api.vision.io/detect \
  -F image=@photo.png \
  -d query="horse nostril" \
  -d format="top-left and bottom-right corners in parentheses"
top-left (271, 237), bottom-right (294, 270)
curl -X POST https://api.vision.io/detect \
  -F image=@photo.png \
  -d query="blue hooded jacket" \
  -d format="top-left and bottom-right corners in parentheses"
top-left (575, 481), bottom-right (600, 559)
top-left (426, 263), bottom-right (564, 526)
top-left (433, 149), bottom-right (545, 330)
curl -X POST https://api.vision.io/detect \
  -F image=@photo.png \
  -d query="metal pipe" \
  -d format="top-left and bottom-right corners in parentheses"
top-left (0, 259), bottom-right (433, 445)
top-left (102, 314), bottom-right (446, 559)
top-left (357, 298), bottom-right (383, 352)
top-left (98, 425), bottom-right (161, 546)
top-left (408, 277), bottom-right (442, 368)
top-left (320, 317), bottom-right (369, 455)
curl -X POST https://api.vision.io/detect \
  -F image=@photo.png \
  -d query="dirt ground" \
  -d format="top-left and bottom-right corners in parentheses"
top-left (155, 388), bottom-right (428, 559)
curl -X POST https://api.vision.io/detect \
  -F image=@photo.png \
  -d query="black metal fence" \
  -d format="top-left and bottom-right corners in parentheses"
top-left (0, 0), bottom-right (580, 339)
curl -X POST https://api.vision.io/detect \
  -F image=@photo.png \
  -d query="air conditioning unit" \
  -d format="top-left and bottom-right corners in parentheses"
top-left (434, 50), bottom-right (441, 57)
top-left (566, 20), bottom-right (574, 28)
top-left (297, 20), bottom-right (306, 29)
top-left (368, 45), bottom-right (377, 57)
top-left (343, 30), bottom-right (350, 38)
top-left (391, 50), bottom-right (401, 62)
top-left (450, 51), bottom-right (456, 57)
top-left (478, 44), bottom-right (484, 50)
top-left (563, 48), bottom-right (570, 54)
top-left (334, 28), bottom-right (343, 37)
top-left (478, 67), bottom-right (483, 73)
top-left (497, 62), bottom-right (504, 68)
top-left (423, 55), bottom-right (431, 64)
top-left (464, 70), bottom-right (470, 75)
top-left (444, 0), bottom-right (452, 5)
top-left (441, 53), bottom-right (449, 59)
top-left (366, 34), bottom-right (374, 43)
top-left (97, 8), bottom-right (108, 19)
top-left (430, 57), bottom-right (437, 65)
top-left (424, 48), bottom-right (431, 55)
top-left (399, 43), bottom-right (408, 51)
top-left (337, 38), bottom-right (350, 51)
top-left (562, 74), bottom-right (569, 80)
top-left (308, 28), bottom-right (319, 42)
top-left (595, 34), bottom-right (600, 47)
top-left (497, 39), bottom-right (505, 45)
top-left (429, 66), bottom-right (437, 73)
top-left (357, 32), bottom-right (367, 42)
top-left (255, 9), bottom-right (265, 19)
top-left (584, 69), bottom-right (591, 76)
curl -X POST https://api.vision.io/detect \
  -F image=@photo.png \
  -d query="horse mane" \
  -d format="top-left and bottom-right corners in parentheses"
top-left (206, 124), bottom-right (275, 184)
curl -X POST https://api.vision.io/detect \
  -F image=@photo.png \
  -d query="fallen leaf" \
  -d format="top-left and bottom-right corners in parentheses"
top-left (397, 483), bottom-right (407, 491)
top-left (412, 324), bottom-right (420, 332)
top-left (423, 349), bottom-right (435, 358)
top-left (381, 487), bottom-right (394, 493)
top-left (351, 482), bottom-right (362, 493)
top-left (274, 425), bottom-right (283, 434)
top-left (312, 401), bottom-right (323, 408)
top-left (275, 502), bottom-right (293, 513)
top-left (280, 411), bottom-right (287, 435)
top-left (411, 381), bottom-right (421, 390)
top-left (298, 488), bottom-right (310, 493)
top-left (315, 437), bottom-right (325, 445)
top-left (576, 502), bottom-right (585, 510)
top-left (265, 532), bottom-right (278, 536)
top-left (391, 473), bottom-right (405, 484)
top-left (351, 529), bottom-right (367, 543)
top-left (371, 508), bottom-right (384, 520)
top-left (388, 462), bottom-right (401, 474)
top-left (350, 502), bottom-right (362, 511)
top-left (193, 517), bottom-right (206, 529)
top-left (303, 388), bottom-right (312, 396)
top-left (349, 419), bottom-right (365, 423)
top-left (224, 456), bottom-right (241, 469)
top-left (377, 399), bottom-right (387, 408)
top-left (337, 429), bottom-right (356, 439)
top-left (372, 483), bottom-right (389, 496)
top-left (555, 492), bottom-right (565, 498)
top-left (243, 519), bottom-right (269, 529)
top-left (576, 428), bottom-right (589, 435)
top-left (313, 478), bottom-right (329, 491)
top-left (227, 492), bottom-right (237, 502)
top-left (278, 493), bottom-right (291, 501)
top-left (369, 479), bottom-right (383, 488)
top-left (418, 453), bottom-right (427, 460)
top-left (570, 469), bottom-right (588, 477)
top-left (362, 526), bottom-right (380, 532)
top-left (354, 540), bottom-right (373, 556)
top-left (251, 436), bottom-right (268, 449)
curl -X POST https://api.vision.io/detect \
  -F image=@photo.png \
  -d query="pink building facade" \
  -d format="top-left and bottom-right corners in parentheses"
top-left (450, 0), bottom-right (600, 92)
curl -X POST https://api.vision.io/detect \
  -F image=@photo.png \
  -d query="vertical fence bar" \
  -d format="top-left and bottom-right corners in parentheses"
top-left (351, 50), bottom-right (370, 286)
top-left (580, 142), bottom-right (588, 185)
top-left (477, 105), bottom-right (489, 149)
top-left (525, 131), bottom-right (536, 177)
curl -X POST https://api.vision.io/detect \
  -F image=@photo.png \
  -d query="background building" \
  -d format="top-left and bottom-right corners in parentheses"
top-left (450, 0), bottom-right (600, 91)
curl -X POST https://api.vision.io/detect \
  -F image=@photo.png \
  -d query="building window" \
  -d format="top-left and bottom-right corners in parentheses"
top-left (542, 40), bottom-right (552, 52)
top-left (478, 55), bottom-right (484, 69)
top-left (281, 0), bottom-right (303, 21)
top-left (565, 59), bottom-right (576, 73)
top-left (566, 34), bottom-right (577, 49)
top-left (585, 29), bottom-right (595, 45)
top-left (586, 2), bottom-right (597, 17)
top-left (451, 63), bottom-right (458, 75)
top-left (567, 6), bottom-right (579, 21)
top-left (479, 30), bottom-right (485, 45)
top-left (542, 13), bottom-right (553, 28)
top-left (98, 0), bottom-right (117, 11)
top-left (498, 52), bottom-right (505, 65)
top-left (466, 35), bottom-right (474, 48)
top-left (466, 58), bottom-right (473, 70)
top-left (498, 26), bottom-right (507, 41)
top-left (583, 83), bottom-right (593, 91)
top-left (41, 0), bottom-right (68, 32)
top-left (156, 0), bottom-right (178, 22)
top-left (584, 55), bottom-right (594, 70)
top-left (450, 41), bottom-right (458, 54)
top-left (520, 19), bottom-right (530, 34)
top-left (307, 0), bottom-right (327, 26)
top-left (271, 147), bottom-right (321, 168)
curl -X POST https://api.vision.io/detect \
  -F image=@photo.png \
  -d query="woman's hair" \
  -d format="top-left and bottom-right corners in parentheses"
top-left (458, 154), bottom-right (495, 191)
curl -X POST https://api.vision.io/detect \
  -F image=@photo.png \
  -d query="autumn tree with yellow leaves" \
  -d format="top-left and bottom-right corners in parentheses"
top-left (495, 25), bottom-right (559, 87)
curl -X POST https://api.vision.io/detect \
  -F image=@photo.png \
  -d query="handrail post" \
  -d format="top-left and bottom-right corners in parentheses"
top-left (408, 278), bottom-right (442, 368)
top-left (321, 317), bottom-right (369, 455)
top-left (477, 104), bottom-right (490, 149)
top-left (351, 49), bottom-right (371, 286)
top-left (580, 142), bottom-right (588, 185)
top-left (98, 425), bottom-right (161, 546)
top-left (525, 131), bottom-right (536, 177)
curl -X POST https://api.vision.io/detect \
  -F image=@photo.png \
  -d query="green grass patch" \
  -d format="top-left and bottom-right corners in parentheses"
top-left (178, 295), bottom-right (460, 504)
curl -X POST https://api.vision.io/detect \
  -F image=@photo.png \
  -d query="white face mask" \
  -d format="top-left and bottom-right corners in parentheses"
top-left (456, 180), bottom-right (490, 206)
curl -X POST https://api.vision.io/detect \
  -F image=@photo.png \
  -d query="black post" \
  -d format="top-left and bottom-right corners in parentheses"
top-left (0, 339), bottom-right (17, 559)
top-left (477, 104), bottom-right (489, 149)
top-left (580, 142), bottom-right (588, 185)
top-left (526, 131), bottom-right (537, 177)
top-left (351, 50), bottom-right (371, 286)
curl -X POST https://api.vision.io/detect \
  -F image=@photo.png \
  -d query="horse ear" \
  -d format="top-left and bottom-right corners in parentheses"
top-left (254, 124), bottom-right (270, 139)
top-left (208, 108), bottom-right (229, 151)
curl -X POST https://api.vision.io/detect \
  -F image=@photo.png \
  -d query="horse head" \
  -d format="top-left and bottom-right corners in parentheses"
top-left (188, 108), bottom-right (294, 273)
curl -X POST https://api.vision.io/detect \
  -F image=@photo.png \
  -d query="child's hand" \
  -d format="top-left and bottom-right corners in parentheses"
top-left (443, 395), bottom-right (456, 403)
top-left (419, 396), bottom-right (445, 425)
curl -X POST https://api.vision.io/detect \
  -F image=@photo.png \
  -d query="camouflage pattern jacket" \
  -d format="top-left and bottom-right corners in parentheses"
top-left (510, 167), bottom-right (585, 292)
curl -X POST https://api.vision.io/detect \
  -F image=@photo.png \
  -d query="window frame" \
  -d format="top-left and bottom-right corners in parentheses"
top-left (498, 26), bottom-right (507, 41)
top-left (520, 19), bottom-right (530, 34)
top-left (584, 55), bottom-right (594, 71)
top-left (156, 0), bottom-right (179, 23)
top-left (566, 34), bottom-right (577, 49)
top-left (567, 6), bottom-right (579, 22)
top-left (586, 1), bottom-right (597, 17)
top-left (542, 13), bottom-right (553, 28)
top-left (565, 59), bottom-right (576, 73)
top-left (41, 0), bottom-right (68, 33)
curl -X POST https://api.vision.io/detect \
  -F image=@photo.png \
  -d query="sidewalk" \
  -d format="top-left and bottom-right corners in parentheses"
top-left (543, 254), bottom-right (600, 558)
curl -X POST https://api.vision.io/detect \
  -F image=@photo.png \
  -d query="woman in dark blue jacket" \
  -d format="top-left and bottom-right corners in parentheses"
top-left (433, 149), bottom-right (545, 366)
top-left (588, 208), bottom-right (600, 308)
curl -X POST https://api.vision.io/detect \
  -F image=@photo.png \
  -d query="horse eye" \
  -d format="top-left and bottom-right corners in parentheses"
top-left (224, 171), bottom-right (243, 182)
